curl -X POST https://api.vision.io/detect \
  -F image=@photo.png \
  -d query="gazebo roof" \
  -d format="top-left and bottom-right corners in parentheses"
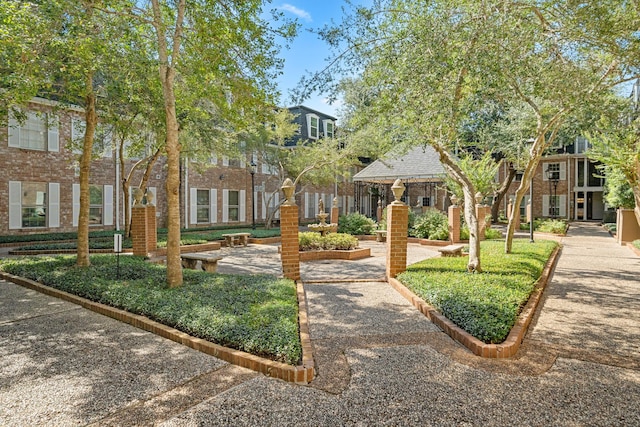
top-left (353, 145), bottom-right (446, 184)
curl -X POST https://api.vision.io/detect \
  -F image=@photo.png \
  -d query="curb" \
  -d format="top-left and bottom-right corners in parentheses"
top-left (627, 242), bottom-right (640, 257)
top-left (0, 272), bottom-right (315, 384)
top-left (388, 245), bottom-right (562, 358)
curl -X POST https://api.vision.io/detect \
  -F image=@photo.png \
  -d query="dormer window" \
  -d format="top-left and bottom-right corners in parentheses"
top-left (323, 120), bottom-right (334, 138)
top-left (306, 114), bottom-right (319, 139)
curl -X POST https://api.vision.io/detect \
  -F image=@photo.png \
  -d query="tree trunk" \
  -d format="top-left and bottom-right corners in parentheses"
top-left (462, 183), bottom-right (481, 273)
top-left (491, 162), bottom-right (516, 223)
top-left (76, 73), bottom-right (97, 267)
top-left (139, 148), bottom-right (161, 195)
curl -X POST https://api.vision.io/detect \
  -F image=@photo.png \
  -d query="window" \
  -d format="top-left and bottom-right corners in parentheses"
top-left (89, 185), bottom-right (103, 225)
top-left (546, 163), bottom-right (560, 181)
top-left (21, 182), bottom-right (48, 227)
top-left (577, 160), bottom-right (585, 186)
top-left (228, 190), bottom-right (239, 221)
top-left (575, 136), bottom-right (589, 154)
top-left (196, 189), bottom-right (210, 223)
top-left (8, 111), bottom-right (58, 151)
top-left (548, 195), bottom-right (560, 217)
top-left (71, 119), bottom-right (112, 157)
top-left (515, 172), bottom-right (523, 182)
top-left (306, 114), bottom-right (319, 139)
top-left (588, 161), bottom-right (603, 187)
top-left (323, 120), bottom-right (334, 138)
top-left (422, 197), bottom-right (431, 207)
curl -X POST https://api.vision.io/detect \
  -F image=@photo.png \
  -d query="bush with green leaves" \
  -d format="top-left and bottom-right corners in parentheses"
top-left (536, 219), bottom-right (568, 234)
top-left (484, 227), bottom-right (502, 239)
top-left (298, 232), bottom-right (358, 251)
top-left (633, 240), bottom-right (640, 250)
top-left (337, 212), bottom-right (376, 235)
top-left (379, 207), bottom-right (417, 233)
top-left (603, 223), bottom-right (617, 233)
top-left (398, 240), bottom-right (557, 344)
top-left (0, 255), bottom-right (301, 364)
top-left (411, 209), bottom-right (449, 240)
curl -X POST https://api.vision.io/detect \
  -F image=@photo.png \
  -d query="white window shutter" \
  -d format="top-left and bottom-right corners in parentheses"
top-left (222, 156), bottom-right (229, 167)
top-left (210, 189), bottom-right (217, 223)
top-left (542, 165), bottom-right (549, 181)
top-left (254, 190), bottom-right (258, 220)
top-left (348, 196), bottom-right (354, 213)
top-left (542, 195), bottom-right (549, 218)
top-left (8, 113), bottom-right (20, 148)
top-left (71, 119), bottom-right (85, 155)
top-left (320, 193), bottom-right (325, 211)
top-left (210, 155), bottom-right (217, 165)
top-left (190, 188), bottom-right (198, 224)
top-left (72, 184), bottom-right (80, 226)
top-left (261, 191), bottom-right (267, 220)
top-left (148, 187), bottom-right (156, 204)
top-left (559, 195), bottom-right (567, 217)
top-left (222, 189), bottom-right (229, 223)
top-left (274, 193), bottom-right (280, 219)
top-left (9, 181), bottom-right (22, 229)
top-left (240, 156), bottom-right (246, 169)
top-left (304, 192), bottom-right (310, 218)
top-left (559, 162), bottom-right (567, 181)
top-left (48, 183), bottom-right (60, 228)
top-left (47, 114), bottom-right (59, 152)
top-left (103, 185), bottom-right (114, 226)
top-left (239, 190), bottom-right (246, 222)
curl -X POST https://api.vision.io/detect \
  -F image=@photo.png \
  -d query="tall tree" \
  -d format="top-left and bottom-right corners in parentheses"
top-left (127, 0), bottom-right (296, 287)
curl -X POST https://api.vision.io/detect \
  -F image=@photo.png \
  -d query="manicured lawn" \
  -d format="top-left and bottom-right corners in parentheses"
top-left (0, 255), bottom-right (301, 364)
top-left (397, 239), bottom-right (557, 344)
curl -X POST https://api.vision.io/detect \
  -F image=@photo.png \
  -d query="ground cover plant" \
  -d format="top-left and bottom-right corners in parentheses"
top-left (397, 239), bottom-right (557, 344)
top-left (0, 255), bottom-right (301, 364)
top-left (633, 240), bottom-right (640, 250)
top-left (298, 232), bottom-right (359, 251)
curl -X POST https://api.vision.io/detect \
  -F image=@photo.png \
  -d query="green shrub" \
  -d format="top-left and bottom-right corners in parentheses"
top-left (337, 212), bottom-right (376, 235)
top-left (411, 209), bottom-right (449, 240)
top-left (379, 207), bottom-right (417, 233)
top-left (398, 240), bottom-right (557, 344)
top-left (484, 228), bottom-right (502, 239)
top-left (298, 232), bottom-right (358, 251)
top-left (603, 223), bottom-right (617, 233)
top-left (633, 239), bottom-right (640, 250)
top-left (0, 255), bottom-right (301, 365)
top-left (536, 219), bottom-right (568, 234)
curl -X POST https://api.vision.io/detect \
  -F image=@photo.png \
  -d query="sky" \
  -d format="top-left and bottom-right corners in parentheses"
top-left (272, 1), bottom-right (370, 121)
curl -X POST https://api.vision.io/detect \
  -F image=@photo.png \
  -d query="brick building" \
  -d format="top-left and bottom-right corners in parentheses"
top-left (0, 100), bottom-right (354, 236)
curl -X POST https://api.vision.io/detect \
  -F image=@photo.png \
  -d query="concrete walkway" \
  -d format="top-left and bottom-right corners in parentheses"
top-left (1, 226), bottom-right (639, 425)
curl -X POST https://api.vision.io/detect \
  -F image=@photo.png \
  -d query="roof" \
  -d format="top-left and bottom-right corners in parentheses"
top-left (353, 145), bottom-right (446, 183)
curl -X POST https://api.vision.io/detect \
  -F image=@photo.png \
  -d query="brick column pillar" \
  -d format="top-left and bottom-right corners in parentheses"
top-left (146, 205), bottom-right (157, 253)
top-left (131, 205), bottom-right (149, 257)
top-left (448, 205), bottom-right (461, 243)
top-left (386, 179), bottom-right (409, 280)
top-left (280, 179), bottom-right (300, 280)
top-left (330, 197), bottom-right (339, 225)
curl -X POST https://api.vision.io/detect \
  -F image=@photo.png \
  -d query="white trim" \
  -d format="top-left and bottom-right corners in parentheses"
top-left (103, 185), bottom-right (114, 226)
top-left (239, 190), bottom-right (246, 222)
top-left (222, 189), bottom-right (229, 223)
top-left (262, 191), bottom-right (267, 220)
top-left (8, 181), bottom-right (22, 229)
top-left (48, 183), bottom-right (60, 228)
top-left (190, 188), bottom-right (198, 224)
top-left (222, 156), bottom-right (229, 167)
top-left (8, 114), bottom-right (20, 148)
top-left (304, 192), bottom-right (310, 218)
top-left (306, 114), bottom-right (319, 139)
top-left (210, 189), bottom-right (217, 223)
top-left (72, 184), bottom-right (80, 226)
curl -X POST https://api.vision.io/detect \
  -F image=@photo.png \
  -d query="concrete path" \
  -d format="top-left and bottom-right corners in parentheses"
top-left (1, 227), bottom-right (640, 425)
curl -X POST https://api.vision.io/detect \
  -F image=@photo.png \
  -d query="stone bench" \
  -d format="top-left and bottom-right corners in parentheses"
top-left (374, 230), bottom-right (387, 242)
top-left (181, 254), bottom-right (223, 273)
top-left (222, 232), bottom-right (251, 247)
top-left (438, 244), bottom-right (465, 257)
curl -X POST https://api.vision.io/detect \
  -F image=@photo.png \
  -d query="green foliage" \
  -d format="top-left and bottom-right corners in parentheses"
top-left (379, 207), bottom-right (417, 233)
top-left (398, 240), bottom-right (558, 343)
top-left (443, 153), bottom-right (500, 202)
top-left (0, 230), bottom-right (117, 245)
top-left (633, 240), bottom-right (640, 250)
top-left (536, 219), bottom-right (568, 234)
top-left (0, 255), bottom-right (301, 364)
top-left (298, 232), bottom-right (358, 251)
top-left (603, 223), bottom-right (617, 233)
top-left (484, 228), bottom-right (502, 240)
top-left (338, 213), bottom-right (376, 235)
top-left (411, 209), bottom-right (449, 240)
top-left (601, 164), bottom-right (636, 209)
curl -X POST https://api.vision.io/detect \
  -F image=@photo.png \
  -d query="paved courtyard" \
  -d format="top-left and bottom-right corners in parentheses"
top-left (1, 223), bottom-right (639, 426)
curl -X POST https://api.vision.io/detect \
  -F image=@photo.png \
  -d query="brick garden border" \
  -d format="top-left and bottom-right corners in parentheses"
top-left (299, 247), bottom-right (371, 261)
top-left (388, 245), bottom-right (562, 358)
top-left (0, 272), bottom-right (315, 384)
top-left (627, 242), bottom-right (640, 257)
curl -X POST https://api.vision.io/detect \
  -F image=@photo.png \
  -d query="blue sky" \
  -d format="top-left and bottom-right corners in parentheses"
top-left (273, 1), bottom-right (369, 120)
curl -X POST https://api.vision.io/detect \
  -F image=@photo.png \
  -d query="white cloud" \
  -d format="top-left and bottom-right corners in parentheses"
top-left (280, 4), bottom-right (312, 22)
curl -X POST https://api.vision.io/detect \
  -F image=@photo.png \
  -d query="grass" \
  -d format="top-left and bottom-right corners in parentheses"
top-left (397, 239), bottom-right (557, 344)
top-left (0, 255), bottom-right (301, 365)
top-left (520, 218), bottom-right (568, 234)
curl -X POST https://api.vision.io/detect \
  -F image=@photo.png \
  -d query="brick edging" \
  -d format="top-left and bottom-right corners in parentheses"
top-left (0, 272), bottom-right (315, 384)
top-left (299, 248), bottom-right (370, 261)
top-left (627, 242), bottom-right (640, 257)
top-left (388, 245), bottom-right (562, 358)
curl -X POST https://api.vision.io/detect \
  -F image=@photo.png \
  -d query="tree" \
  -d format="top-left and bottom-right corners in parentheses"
top-left (127, 0), bottom-right (296, 287)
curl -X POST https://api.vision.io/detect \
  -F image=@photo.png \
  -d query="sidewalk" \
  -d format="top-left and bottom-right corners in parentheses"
top-left (1, 227), bottom-right (639, 425)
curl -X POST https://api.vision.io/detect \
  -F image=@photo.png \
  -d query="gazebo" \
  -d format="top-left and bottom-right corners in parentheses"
top-left (352, 145), bottom-right (449, 218)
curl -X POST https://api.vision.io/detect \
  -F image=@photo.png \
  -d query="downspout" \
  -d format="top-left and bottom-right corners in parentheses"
top-left (115, 143), bottom-right (120, 231)
top-left (567, 157), bottom-right (571, 220)
top-left (184, 157), bottom-right (189, 229)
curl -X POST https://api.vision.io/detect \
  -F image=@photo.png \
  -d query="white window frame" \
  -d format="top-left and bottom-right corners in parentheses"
top-left (8, 111), bottom-right (58, 152)
top-left (306, 114), bottom-right (319, 139)
top-left (323, 119), bottom-right (334, 138)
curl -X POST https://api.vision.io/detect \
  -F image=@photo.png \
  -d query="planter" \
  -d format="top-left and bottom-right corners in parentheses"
top-left (298, 247), bottom-right (371, 261)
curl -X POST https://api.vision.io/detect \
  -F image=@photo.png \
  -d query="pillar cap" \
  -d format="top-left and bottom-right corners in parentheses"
top-left (391, 179), bottom-right (405, 205)
top-left (281, 178), bottom-right (296, 206)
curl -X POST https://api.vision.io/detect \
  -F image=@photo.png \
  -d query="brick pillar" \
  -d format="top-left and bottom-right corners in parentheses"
top-left (146, 205), bottom-right (157, 252)
top-left (131, 205), bottom-right (149, 257)
top-left (448, 205), bottom-right (461, 243)
top-left (280, 204), bottom-right (300, 280)
top-left (476, 204), bottom-right (488, 241)
top-left (617, 208), bottom-right (640, 244)
top-left (386, 202), bottom-right (409, 279)
top-left (331, 205), bottom-right (339, 225)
